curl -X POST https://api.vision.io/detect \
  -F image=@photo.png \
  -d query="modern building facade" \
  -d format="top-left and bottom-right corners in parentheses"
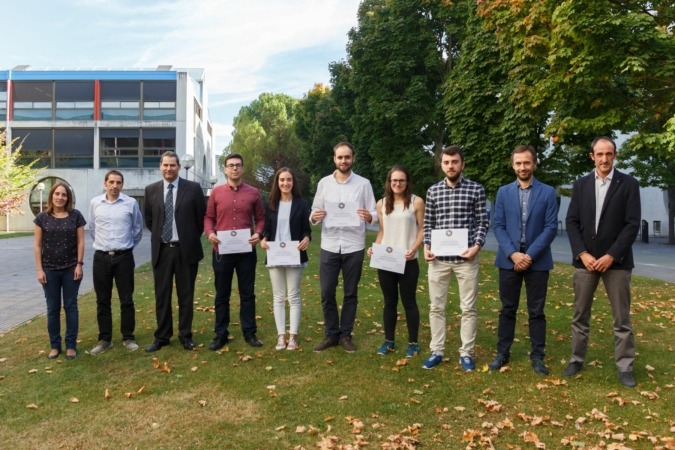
top-left (1, 66), bottom-right (216, 231)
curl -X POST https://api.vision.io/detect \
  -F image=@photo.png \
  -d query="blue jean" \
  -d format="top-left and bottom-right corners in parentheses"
top-left (42, 267), bottom-right (81, 350)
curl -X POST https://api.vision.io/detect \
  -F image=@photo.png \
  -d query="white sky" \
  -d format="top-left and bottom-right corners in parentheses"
top-left (4, 0), bottom-right (361, 152)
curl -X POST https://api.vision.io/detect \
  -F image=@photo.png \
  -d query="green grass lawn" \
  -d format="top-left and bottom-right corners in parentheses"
top-left (0, 232), bottom-right (33, 239)
top-left (0, 232), bottom-right (672, 449)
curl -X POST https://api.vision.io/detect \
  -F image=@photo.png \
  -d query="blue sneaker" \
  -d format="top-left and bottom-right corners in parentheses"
top-left (460, 355), bottom-right (475, 371)
top-left (377, 340), bottom-right (395, 355)
top-left (422, 353), bottom-right (443, 369)
top-left (406, 343), bottom-right (419, 358)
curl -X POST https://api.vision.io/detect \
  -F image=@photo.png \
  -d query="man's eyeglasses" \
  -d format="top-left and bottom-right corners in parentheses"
top-left (226, 163), bottom-right (243, 169)
top-left (391, 179), bottom-right (407, 184)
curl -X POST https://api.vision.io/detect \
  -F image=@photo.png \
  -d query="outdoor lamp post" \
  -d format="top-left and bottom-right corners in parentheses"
top-left (209, 176), bottom-right (218, 187)
top-left (37, 182), bottom-right (45, 213)
top-left (182, 154), bottom-right (195, 180)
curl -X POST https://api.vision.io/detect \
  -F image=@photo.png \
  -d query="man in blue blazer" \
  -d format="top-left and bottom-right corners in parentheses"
top-left (489, 145), bottom-right (558, 375)
top-left (563, 136), bottom-right (640, 388)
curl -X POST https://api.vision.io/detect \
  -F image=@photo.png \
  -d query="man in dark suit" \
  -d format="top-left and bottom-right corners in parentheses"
top-left (144, 151), bottom-right (206, 352)
top-left (488, 145), bottom-right (558, 375)
top-left (563, 136), bottom-right (641, 387)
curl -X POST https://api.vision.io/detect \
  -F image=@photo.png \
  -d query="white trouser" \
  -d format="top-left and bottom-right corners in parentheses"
top-left (269, 267), bottom-right (303, 335)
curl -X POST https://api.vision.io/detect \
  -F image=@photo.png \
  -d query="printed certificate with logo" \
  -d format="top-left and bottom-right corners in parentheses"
top-left (430, 228), bottom-right (469, 256)
top-left (266, 240), bottom-right (301, 266)
top-left (369, 243), bottom-right (406, 274)
top-left (217, 229), bottom-right (252, 254)
top-left (324, 201), bottom-right (360, 227)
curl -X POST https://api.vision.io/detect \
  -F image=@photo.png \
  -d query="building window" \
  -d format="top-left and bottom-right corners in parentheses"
top-left (55, 81), bottom-right (94, 120)
top-left (11, 128), bottom-right (52, 168)
top-left (0, 82), bottom-right (7, 121)
top-left (12, 81), bottom-right (53, 121)
top-left (143, 128), bottom-right (175, 167)
top-left (54, 129), bottom-right (94, 168)
top-left (100, 81), bottom-right (140, 120)
top-left (143, 81), bottom-right (176, 120)
top-left (100, 129), bottom-right (140, 168)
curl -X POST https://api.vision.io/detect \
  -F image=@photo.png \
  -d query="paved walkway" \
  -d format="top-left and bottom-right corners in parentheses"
top-left (0, 234), bottom-right (151, 334)
top-left (0, 230), bottom-right (672, 334)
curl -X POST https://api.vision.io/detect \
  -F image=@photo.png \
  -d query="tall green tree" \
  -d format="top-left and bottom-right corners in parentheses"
top-left (1, 134), bottom-right (43, 220)
top-left (229, 93), bottom-right (306, 194)
top-left (294, 83), bottom-right (352, 196)
top-left (479, 0), bottom-right (675, 242)
top-left (344, 0), bottom-right (463, 196)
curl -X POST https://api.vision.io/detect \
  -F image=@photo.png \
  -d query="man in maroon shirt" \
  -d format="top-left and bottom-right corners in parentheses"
top-left (204, 154), bottom-right (265, 349)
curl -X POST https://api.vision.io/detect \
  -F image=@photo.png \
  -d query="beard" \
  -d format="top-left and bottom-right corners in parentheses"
top-left (445, 171), bottom-right (461, 184)
top-left (337, 163), bottom-right (352, 174)
top-left (516, 172), bottom-right (533, 183)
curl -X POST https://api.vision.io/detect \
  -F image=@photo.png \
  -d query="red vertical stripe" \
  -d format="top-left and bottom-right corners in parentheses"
top-left (94, 80), bottom-right (100, 120)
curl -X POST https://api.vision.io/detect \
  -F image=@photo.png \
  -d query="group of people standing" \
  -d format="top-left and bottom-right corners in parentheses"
top-left (33, 136), bottom-right (641, 388)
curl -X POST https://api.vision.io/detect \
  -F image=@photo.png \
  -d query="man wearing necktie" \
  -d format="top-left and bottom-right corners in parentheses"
top-left (144, 151), bottom-right (206, 352)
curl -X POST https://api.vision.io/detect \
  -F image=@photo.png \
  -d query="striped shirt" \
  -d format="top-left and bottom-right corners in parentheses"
top-left (423, 176), bottom-right (489, 263)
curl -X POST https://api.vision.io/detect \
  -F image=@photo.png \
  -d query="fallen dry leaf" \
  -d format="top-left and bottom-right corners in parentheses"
top-left (104, 389), bottom-right (111, 400)
top-left (275, 425), bottom-right (286, 431)
top-left (191, 366), bottom-right (198, 372)
top-left (0, 358), bottom-right (7, 363)
top-left (240, 355), bottom-right (253, 361)
top-left (137, 386), bottom-right (145, 395)
top-left (395, 358), bottom-right (408, 367)
top-left (28, 369), bottom-right (38, 374)
top-left (454, 406), bottom-right (466, 412)
top-left (69, 397), bottom-right (79, 403)
top-left (27, 404), bottom-right (38, 409)
top-left (152, 357), bottom-right (160, 369)
top-left (160, 362), bottom-right (170, 373)
top-left (295, 425), bottom-right (307, 433)
top-left (339, 395), bottom-right (348, 400)
top-left (124, 392), bottom-right (135, 398)
top-left (198, 400), bottom-right (207, 407)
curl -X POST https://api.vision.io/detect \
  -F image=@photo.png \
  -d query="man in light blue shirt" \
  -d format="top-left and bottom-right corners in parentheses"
top-left (89, 170), bottom-right (143, 355)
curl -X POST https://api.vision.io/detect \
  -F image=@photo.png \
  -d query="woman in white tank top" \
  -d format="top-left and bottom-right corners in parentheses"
top-left (367, 166), bottom-right (425, 358)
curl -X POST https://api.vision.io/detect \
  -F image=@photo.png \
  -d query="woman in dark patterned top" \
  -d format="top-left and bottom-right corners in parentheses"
top-left (33, 183), bottom-right (86, 360)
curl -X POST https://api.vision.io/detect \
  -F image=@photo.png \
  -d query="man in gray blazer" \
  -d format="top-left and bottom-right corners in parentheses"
top-left (488, 145), bottom-right (558, 375)
top-left (144, 151), bottom-right (206, 352)
top-left (563, 136), bottom-right (641, 387)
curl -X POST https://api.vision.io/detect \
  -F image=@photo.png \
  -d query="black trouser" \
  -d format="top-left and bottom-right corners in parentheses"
top-left (496, 268), bottom-right (549, 360)
top-left (319, 249), bottom-right (364, 339)
top-left (152, 245), bottom-right (197, 342)
top-left (93, 250), bottom-right (136, 342)
top-left (212, 249), bottom-right (258, 338)
top-left (378, 259), bottom-right (420, 343)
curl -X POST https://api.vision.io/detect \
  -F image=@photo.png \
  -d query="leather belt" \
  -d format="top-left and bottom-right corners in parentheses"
top-left (96, 248), bottom-right (132, 256)
top-left (161, 242), bottom-right (180, 247)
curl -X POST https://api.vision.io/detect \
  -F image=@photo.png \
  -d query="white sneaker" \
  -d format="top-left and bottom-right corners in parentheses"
top-left (275, 335), bottom-right (287, 350)
top-left (286, 336), bottom-right (299, 351)
top-left (123, 340), bottom-right (139, 351)
top-left (91, 340), bottom-right (112, 355)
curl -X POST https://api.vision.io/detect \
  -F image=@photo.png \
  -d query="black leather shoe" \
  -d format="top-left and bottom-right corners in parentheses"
top-left (531, 359), bottom-right (550, 375)
top-left (244, 334), bottom-right (263, 347)
top-left (145, 341), bottom-right (168, 353)
top-left (208, 336), bottom-right (229, 351)
top-left (179, 338), bottom-right (196, 350)
top-left (488, 354), bottom-right (509, 371)
top-left (562, 362), bottom-right (583, 377)
top-left (618, 371), bottom-right (636, 388)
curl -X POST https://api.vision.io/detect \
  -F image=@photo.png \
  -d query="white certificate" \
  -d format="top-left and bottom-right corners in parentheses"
top-left (266, 241), bottom-right (301, 266)
top-left (369, 243), bottom-right (406, 274)
top-left (430, 229), bottom-right (469, 256)
top-left (324, 201), bottom-right (360, 227)
top-left (217, 229), bottom-right (252, 254)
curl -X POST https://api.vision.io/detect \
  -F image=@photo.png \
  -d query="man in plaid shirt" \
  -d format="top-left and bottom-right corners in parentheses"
top-left (422, 145), bottom-right (489, 370)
